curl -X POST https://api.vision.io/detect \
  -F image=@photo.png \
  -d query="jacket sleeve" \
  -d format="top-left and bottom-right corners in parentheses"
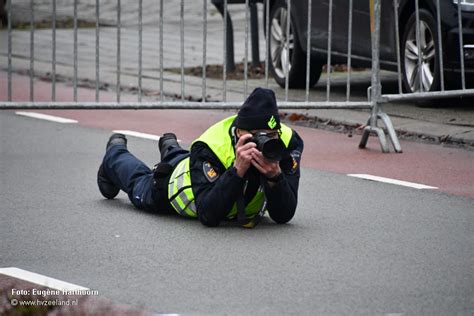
top-left (264, 130), bottom-right (304, 224)
top-left (190, 142), bottom-right (245, 227)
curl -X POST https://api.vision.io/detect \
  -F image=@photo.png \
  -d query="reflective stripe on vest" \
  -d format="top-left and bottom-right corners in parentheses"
top-left (168, 115), bottom-right (293, 218)
top-left (168, 157), bottom-right (197, 218)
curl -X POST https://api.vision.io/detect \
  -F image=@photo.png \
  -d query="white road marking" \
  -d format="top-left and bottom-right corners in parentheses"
top-left (15, 112), bottom-right (78, 124)
top-left (0, 267), bottom-right (89, 291)
top-left (113, 130), bottom-right (181, 142)
top-left (347, 174), bottom-right (438, 190)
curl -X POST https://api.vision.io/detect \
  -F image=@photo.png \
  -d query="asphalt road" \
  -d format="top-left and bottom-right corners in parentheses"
top-left (1, 110), bottom-right (473, 315)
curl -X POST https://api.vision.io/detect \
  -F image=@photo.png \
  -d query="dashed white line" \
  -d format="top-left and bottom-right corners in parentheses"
top-left (347, 174), bottom-right (438, 190)
top-left (15, 112), bottom-right (78, 124)
top-left (113, 130), bottom-right (181, 142)
top-left (0, 267), bottom-right (89, 291)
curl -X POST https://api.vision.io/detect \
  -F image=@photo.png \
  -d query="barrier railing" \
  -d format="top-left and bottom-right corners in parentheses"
top-left (1, 0), bottom-right (473, 152)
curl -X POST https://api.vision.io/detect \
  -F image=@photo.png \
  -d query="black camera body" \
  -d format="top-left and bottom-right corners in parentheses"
top-left (247, 132), bottom-right (285, 161)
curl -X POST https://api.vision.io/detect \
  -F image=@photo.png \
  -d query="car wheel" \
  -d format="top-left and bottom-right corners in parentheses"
top-left (401, 9), bottom-right (441, 93)
top-left (268, 0), bottom-right (322, 89)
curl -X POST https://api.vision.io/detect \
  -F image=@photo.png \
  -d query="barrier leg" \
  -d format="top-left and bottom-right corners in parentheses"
top-left (359, 125), bottom-right (371, 150)
top-left (359, 125), bottom-right (390, 153)
top-left (378, 112), bottom-right (402, 153)
top-left (359, 109), bottom-right (402, 153)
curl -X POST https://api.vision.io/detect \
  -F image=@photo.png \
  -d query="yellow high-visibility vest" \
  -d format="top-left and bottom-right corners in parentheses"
top-left (168, 115), bottom-right (293, 218)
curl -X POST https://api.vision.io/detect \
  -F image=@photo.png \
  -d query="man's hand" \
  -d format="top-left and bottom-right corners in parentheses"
top-left (251, 151), bottom-right (281, 180)
top-left (234, 134), bottom-right (259, 178)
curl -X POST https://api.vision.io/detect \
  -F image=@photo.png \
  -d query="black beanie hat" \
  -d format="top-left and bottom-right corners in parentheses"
top-left (234, 87), bottom-right (281, 130)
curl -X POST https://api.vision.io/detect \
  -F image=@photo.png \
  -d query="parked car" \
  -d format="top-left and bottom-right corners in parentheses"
top-left (266, 0), bottom-right (474, 92)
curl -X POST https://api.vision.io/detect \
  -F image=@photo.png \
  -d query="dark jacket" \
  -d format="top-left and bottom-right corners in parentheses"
top-left (189, 127), bottom-right (304, 227)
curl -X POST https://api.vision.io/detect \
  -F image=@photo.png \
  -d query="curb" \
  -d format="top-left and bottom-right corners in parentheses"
top-left (282, 111), bottom-right (474, 151)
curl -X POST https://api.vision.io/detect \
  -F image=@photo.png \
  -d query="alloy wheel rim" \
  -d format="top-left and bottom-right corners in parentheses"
top-left (404, 20), bottom-right (436, 92)
top-left (270, 7), bottom-right (294, 79)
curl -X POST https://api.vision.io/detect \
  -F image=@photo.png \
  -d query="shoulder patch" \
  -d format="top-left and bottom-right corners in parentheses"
top-left (291, 157), bottom-right (298, 171)
top-left (289, 150), bottom-right (301, 174)
top-left (203, 161), bottom-right (219, 182)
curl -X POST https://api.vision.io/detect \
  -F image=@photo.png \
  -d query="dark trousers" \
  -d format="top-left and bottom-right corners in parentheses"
top-left (102, 144), bottom-right (189, 212)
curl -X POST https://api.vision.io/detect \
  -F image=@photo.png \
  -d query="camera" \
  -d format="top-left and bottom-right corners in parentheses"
top-left (247, 132), bottom-right (285, 161)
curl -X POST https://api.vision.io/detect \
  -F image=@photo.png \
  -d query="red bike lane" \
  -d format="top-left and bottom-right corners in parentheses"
top-left (2, 72), bottom-right (473, 197)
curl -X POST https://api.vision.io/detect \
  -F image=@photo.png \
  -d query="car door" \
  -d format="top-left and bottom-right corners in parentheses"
top-left (351, 0), bottom-right (397, 63)
top-left (322, 0), bottom-right (350, 56)
top-left (316, 0), bottom-right (372, 63)
top-left (350, 0), bottom-right (372, 60)
top-left (306, 0), bottom-right (330, 55)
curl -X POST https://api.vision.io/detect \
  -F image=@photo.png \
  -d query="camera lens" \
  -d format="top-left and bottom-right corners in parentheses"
top-left (261, 138), bottom-right (283, 161)
top-left (246, 132), bottom-right (284, 161)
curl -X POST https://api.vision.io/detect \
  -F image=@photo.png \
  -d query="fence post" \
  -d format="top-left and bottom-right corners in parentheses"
top-left (249, 1), bottom-right (260, 68)
top-left (212, 0), bottom-right (235, 72)
top-left (359, 0), bottom-right (402, 153)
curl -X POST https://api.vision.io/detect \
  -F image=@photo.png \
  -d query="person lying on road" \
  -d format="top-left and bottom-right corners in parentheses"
top-left (97, 87), bottom-right (304, 228)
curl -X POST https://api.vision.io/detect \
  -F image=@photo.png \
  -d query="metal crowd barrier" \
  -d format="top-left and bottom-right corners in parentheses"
top-left (1, 0), bottom-right (473, 152)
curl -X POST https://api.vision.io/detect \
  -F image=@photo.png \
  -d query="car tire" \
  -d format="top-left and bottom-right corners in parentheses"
top-left (268, 0), bottom-right (323, 89)
top-left (401, 9), bottom-right (441, 94)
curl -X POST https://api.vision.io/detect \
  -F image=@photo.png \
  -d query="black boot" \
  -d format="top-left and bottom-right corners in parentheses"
top-left (106, 133), bottom-right (127, 151)
top-left (158, 133), bottom-right (178, 158)
top-left (97, 133), bottom-right (127, 199)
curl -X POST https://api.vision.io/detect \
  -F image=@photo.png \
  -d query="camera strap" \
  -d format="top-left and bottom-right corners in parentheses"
top-left (237, 180), bottom-right (248, 225)
top-left (237, 179), bottom-right (266, 229)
